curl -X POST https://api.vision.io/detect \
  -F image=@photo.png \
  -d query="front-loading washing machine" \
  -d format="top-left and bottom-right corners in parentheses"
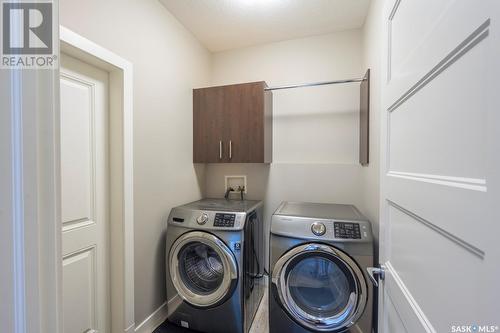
top-left (270, 201), bottom-right (374, 333)
top-left (165, 199), bottom-right (265, 333)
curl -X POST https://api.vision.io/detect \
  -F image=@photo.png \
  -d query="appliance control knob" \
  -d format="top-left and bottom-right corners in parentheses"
top-left (311, 222), bottom-right (326, 236)
top-left (197, 213), bottom-right (209, 225)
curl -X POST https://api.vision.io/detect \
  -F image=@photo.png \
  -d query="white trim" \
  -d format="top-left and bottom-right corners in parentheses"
top-left (167, 294), bottom-right (182, 317)
top-left (387, 171), bottom-right (487, 192)
top-left (387, 171), bottom-right (486, 185)
top-left (11, 58), bottom-right (26, 333)
top-left (59, 26), bottom-right (135, 333)
top-left (387, 200), bottom-right (485, 258)
top-left (2, 5), bottom-right (61, 331)
top-left (384, 262), bottom-right (436, 333)
top-left (134, 302), bottom-right (168, 333)
top-left (125, 323), bottom-right (136, 333)
top-left (60, 27), bottom-right (132, 71)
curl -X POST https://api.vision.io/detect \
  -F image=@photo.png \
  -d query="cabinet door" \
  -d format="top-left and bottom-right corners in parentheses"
top-left (193, 86), bottom-right (226, 163)
top-left (224, 82), bottom-right (265, 163)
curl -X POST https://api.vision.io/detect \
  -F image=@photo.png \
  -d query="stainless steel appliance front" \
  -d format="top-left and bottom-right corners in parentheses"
top-left (166, 199), bottom-right (264, 333)
top-left (269, 201), bottom-right (374, 333)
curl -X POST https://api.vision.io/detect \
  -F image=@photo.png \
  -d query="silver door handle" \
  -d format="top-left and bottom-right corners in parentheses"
top-left (366, 265), bottom-right (385, 287)
top-left (219, 141), bottom-right (222, 160)
top-left (84, 329), bottom-right (98, 333)
top-left (229, 140), bottom-right (232, 160)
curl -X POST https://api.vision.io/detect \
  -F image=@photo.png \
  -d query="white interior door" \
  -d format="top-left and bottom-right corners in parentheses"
top-left (378, 0), bottom-right (500, 332)
top-left (60, 53), bottom-right (110, 333)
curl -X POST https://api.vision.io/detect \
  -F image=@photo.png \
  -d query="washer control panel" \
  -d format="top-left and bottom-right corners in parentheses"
top-left (214, 213), bottom-right (236, 227)
top-left (334, 222), bottom-right (361, 239)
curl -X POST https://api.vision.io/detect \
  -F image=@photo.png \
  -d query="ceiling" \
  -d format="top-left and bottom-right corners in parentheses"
top-left (159, 0), bottom-right (371, 52)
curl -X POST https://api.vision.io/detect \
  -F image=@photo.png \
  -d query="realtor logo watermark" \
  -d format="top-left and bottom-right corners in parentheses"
top-left (451, 325), bottom-right (499, 332)
top-left (1, 0), bottom-right (57, 68)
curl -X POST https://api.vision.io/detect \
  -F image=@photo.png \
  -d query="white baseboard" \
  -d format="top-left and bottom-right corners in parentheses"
top-left (125, 323), bottom-right (136, 333)
top-left (134, 302), bottom-right (168, 333)
top-left (167, 294), bottom-right (182, 317)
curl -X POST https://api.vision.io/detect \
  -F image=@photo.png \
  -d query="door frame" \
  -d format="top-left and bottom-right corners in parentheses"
top-left (60, 26), bottom-right (135, 333)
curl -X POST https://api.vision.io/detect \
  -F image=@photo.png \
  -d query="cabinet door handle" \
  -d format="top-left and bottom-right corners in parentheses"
top-left (219, 141), bottom-right (222, 160)
top-left (229, 140), bottom-right (232, 160)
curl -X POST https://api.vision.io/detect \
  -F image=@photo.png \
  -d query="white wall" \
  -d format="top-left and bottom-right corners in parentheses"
top-left (361, 0), bottom-right (384, 246)
top-left (60, 0), bottom-right (211, 325)
top-left (205, 30), bottom-right (367, 265)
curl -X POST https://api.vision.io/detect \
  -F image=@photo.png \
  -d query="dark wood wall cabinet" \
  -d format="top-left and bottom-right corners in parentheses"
top-left (193, 81), bottom-right (273, 163)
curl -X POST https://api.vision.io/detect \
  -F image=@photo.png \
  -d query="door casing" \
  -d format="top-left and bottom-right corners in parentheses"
top-left (60, 26), bottom-right (135, 333)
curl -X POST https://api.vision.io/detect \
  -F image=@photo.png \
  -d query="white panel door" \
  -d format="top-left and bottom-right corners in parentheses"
top-left (379, 0), bottom-right (500, 332)
top-left (60, 53), bottom-right (110, 333)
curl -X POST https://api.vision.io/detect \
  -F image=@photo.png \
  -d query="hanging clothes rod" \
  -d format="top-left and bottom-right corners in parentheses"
top-left (264, 77), bottom-right (365, 91)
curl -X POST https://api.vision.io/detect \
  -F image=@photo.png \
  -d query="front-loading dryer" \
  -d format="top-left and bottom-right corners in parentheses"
top-left (165, 199), bottom-right (265, 333)
top-left (270, 202), bottom-right (374, 333)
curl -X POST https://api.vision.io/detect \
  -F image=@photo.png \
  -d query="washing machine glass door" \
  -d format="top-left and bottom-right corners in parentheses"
top-left (272, 243), bottom-right (367, 332)
top-left (170, 231), bottom-right (238, 307)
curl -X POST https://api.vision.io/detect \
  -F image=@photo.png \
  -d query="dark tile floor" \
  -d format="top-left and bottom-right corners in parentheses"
top-left (154, 320), bottom-right (200, 333)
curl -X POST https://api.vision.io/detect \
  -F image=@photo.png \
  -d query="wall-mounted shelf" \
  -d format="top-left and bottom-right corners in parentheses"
top-left (265, 69), bottom-right (371, 166)
top-left (193, 70), bottom-right (370, 165)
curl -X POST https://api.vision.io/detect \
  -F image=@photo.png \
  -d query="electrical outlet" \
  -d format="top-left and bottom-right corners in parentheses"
top-left (224, 175), bottom-right (247, 194)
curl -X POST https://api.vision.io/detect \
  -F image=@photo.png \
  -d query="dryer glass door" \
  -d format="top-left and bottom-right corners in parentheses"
top-left (288, 255), bottom-right (353, 317)
top-left (170, 231), bottom-right (238, 307)
top-left (272, 243), bottom-right (367, 332)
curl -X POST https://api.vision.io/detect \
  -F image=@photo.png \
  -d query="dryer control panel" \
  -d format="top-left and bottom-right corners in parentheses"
top-left (334, 222), bottom-right (361, 239)
top-left (270, 216), bottom-right (372, 242)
